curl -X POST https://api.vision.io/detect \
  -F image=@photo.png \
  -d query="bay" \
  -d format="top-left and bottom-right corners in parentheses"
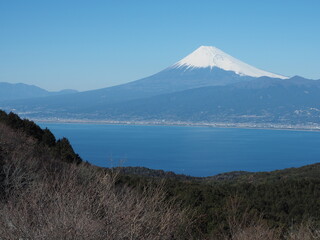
top-left (38, 123), bottom-right (320, 177)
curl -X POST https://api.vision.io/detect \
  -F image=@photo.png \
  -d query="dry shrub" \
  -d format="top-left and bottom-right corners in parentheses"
top-left (221, 195), bottom-right (280, 240)
top-left (228, 223), bottom-right (280, 240)
top-left (0, 164), bottom-right (192, 240)
top-left (217, 195), bottom-right (320, 240)
top-left (0, 166), bottom-right (105, 239)
top-left (287, 220), bottom-right (320, 240)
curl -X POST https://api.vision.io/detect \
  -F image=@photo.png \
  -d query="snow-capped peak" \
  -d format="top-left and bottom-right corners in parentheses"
top-left (172, 46), bottom-right (288, 79)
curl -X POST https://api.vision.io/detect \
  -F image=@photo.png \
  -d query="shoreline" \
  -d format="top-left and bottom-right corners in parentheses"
top-left (33, 118), bottom-right (320, 132)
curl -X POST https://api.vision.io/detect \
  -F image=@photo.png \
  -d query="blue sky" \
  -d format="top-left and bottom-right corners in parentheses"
top-left (1, 0), bottom-right (320, 91)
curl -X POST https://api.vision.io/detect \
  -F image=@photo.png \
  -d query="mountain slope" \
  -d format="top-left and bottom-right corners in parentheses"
top-left (0, 82), bottom-right (78, 101)
top-left (87, 76), bottom-right (320, 124)
top-left (0, 82), bottom-right (51, 101)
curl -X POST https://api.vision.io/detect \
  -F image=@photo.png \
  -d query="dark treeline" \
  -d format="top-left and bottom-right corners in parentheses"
top-left (0, 110), bottom-right (319, 239)
top-left (0, 110), bottom-right (82, 164)
top-left (116, 167), bottom-right (320, 237)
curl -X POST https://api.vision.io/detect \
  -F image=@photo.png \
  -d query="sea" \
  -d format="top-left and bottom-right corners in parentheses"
top-left (38, 123), bottom-right (320, 177)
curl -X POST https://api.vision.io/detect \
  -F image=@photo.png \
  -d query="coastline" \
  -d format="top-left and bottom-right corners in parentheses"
top-left (33, 118), bottom-right (320, 132)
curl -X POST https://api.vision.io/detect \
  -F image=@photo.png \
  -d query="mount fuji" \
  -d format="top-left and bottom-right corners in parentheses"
top-left (3, 45), bottom-right (320, 126)
top-left (0, 46), bottom-right (288, 109)
top-left (121, 45), bottom-right (287, 95)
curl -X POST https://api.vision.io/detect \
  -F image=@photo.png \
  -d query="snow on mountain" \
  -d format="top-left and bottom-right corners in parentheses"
top-left (172, 46), bottom-right (288, 79)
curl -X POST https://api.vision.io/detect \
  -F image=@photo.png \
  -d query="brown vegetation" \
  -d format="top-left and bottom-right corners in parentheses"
top-left (222, 219), bottom-right (320, 240)
top-left (215, 195), bottom-right (320, 240)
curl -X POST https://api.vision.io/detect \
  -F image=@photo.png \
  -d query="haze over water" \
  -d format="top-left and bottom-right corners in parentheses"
top-left (39, 123), bottom-right (320, 177)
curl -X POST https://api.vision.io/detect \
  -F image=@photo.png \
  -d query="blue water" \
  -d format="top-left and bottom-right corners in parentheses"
top-left (38, 123), bottom-right (320, 177)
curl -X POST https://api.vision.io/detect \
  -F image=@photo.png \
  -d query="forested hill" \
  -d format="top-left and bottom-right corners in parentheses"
top-left (0, 110), bottom-right (82, 164)
top-left (114, 163), bottom-right (320, 183)
top-left (0, 110), bottom-right (319, 239)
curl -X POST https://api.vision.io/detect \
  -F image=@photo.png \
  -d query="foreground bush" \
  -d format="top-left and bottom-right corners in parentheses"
top-left (0, 166), bottom-right (193, 239)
